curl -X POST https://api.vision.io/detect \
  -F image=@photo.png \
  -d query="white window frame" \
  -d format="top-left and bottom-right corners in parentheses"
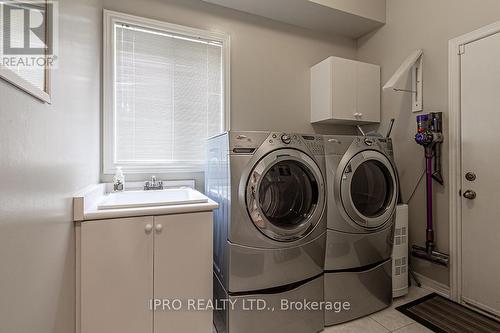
top-left (102, 10), bottom-right (230, 174)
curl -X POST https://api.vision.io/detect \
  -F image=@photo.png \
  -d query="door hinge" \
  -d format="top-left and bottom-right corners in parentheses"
top-left (458, 44), bottom-right (465, 55)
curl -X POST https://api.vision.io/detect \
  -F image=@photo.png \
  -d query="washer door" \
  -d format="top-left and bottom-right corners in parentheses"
top-left (246, 149), bottom-right (325, 242)
top-left (340, 150), bottom-right (397, 229)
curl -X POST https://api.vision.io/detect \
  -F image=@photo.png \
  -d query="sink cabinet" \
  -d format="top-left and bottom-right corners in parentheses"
top-left (76, 212), bottom-right (213, 333)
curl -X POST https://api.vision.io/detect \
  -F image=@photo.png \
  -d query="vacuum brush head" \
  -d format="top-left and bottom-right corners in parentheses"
top-left (411, 245), bottom-right (449, 267)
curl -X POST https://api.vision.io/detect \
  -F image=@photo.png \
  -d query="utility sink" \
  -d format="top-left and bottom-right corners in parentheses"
top-left (97, 188), bottom-right (208, 210)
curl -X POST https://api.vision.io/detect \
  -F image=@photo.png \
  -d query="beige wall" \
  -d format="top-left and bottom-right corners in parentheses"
top-left (357, 0), bottom-right (500, 285)
top-left (0, 0), bottom-right (101, 332)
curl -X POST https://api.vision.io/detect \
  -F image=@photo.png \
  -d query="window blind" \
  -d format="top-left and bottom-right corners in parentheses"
top-left (114, 23), bottom-right (223, 167)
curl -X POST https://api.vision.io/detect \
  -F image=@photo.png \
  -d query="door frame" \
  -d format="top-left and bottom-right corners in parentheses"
top-left (448, 20), bottom-right (500, 304)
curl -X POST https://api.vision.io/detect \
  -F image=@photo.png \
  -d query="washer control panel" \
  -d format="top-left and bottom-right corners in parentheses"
top-left (266, 133), bottom-right (324, 155)
top-left (281, 134), bottom-right (292, 144)
top-left (269, 133), bottom-right (300, 145)
top-left (302, 135), bottom-right (324, 155)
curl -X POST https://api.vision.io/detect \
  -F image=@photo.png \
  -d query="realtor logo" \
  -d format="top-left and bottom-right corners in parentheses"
top-left (1, 0), bottom-right (58, 67)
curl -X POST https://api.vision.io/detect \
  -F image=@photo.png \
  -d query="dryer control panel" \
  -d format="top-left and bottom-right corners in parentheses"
top-left (353, 137), bottom-right (394, 159)
top-left (374, 138), bottom-right (394, 159)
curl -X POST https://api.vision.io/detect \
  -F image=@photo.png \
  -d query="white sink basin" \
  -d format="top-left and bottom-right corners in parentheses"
top-left (97, 188), bottom-right (208, 210)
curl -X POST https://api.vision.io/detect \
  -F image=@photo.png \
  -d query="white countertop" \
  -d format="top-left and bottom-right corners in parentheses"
top-left (73, 184), bottom-right (218, 222)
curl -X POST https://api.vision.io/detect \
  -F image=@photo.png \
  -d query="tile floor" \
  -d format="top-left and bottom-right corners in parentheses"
top-left (213, 286), bottom-right (434, 333)
top-left (323, 286), bottom-right (433, 333)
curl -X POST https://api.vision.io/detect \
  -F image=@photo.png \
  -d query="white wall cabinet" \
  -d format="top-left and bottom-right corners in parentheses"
top-left (311, 56), bottom-right (380, 124)
top-left (77, 212), bottom-right (213, 333)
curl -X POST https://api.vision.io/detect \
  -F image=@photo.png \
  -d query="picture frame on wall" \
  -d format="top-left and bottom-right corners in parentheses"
top-left (0, 0), bottom-right (56, 103)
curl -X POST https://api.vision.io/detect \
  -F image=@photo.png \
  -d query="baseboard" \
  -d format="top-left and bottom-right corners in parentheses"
top-left (413, 272), bottom-right (451, 298)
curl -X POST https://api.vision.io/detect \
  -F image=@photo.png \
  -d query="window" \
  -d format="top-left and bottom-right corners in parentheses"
top-left (103, 10), bottom-right (230, 174)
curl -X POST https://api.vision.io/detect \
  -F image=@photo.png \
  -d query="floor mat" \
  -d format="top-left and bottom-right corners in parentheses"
top-left (396, 293), bottom-right (500, 333)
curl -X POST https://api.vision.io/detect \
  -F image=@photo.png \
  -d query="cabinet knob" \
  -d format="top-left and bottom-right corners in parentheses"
top-left (155, 224), bottom-right (163, 233)
top-left (145, 224), bottom-right (153, 233)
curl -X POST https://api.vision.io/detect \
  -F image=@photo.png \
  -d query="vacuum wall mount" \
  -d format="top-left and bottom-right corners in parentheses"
top-left (411, 112), bottom-right (449, 266)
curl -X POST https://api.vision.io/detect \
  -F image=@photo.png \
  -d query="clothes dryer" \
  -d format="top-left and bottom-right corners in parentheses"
top-left (323, 135), bottom-right (398, 326)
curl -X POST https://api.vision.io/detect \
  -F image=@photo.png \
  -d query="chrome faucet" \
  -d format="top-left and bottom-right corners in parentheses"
top-left (144, 176), bottom-right (164, 191)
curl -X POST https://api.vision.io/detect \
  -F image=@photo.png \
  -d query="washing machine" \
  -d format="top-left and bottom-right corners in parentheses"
top-left (206, 131), bottom-right (327, 333)
top-left (323, 135), bottom-right (398, 326)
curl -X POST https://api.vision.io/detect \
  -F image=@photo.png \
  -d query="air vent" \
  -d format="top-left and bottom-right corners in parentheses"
top-left (393, 204), bottom-right (409, 298)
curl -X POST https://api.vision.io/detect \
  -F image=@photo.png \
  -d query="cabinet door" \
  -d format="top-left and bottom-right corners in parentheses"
top-left (332, 57), bottom-right (357, 121)
top-left (356, 62), bottom-right (381, 123)
top-left (81, 217), bottom-right (154, 333)
top-left (154, 212), bottom-right (213, 333)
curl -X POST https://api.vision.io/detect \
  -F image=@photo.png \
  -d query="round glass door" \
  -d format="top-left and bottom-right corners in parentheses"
top-left (340, 150), bottom-right (397, 229)
top-left (351, 160), bottom-right (392, 217)
top-left (246, 149), bottom-right (325, 241)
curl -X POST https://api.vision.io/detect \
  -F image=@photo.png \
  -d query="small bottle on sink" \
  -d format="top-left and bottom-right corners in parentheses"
top-left (113, 166), bottom-right (125, 192)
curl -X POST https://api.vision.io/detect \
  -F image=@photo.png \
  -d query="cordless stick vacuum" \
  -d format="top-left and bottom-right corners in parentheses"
top-left (412, 113), bottom-right (449, 266)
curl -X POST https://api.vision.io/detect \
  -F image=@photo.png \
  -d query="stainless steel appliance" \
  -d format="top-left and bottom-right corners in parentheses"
top-left (206, 131), bottom-right (327, 333)
top-left (323, 135), bottom-right (398, 326)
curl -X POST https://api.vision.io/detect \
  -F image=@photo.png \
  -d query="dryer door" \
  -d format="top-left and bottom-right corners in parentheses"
top-left (339, 150), bottom-right (398, 229)
top-left (246, 149), bottom-right (325, 242)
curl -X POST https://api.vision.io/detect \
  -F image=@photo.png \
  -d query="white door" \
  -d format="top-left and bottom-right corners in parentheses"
top-left (153, 213), bottom-right (213, 332)
top-left (80, 217), bottom-right (154, 333)
top-left (461, 31), bottom-right (500, 317)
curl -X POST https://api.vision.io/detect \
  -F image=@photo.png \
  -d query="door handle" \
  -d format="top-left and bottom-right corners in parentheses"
top-left (145, 224), bottom-right (153, 233)
top-left (155, 224), bottom-right (163, 233)
top-left (463, 190), bottom-right (477, 200)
